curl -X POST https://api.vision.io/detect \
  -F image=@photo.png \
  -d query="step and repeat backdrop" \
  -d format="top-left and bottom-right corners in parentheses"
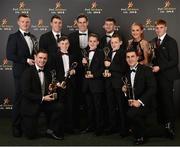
top-left (0, 0), bottom-right (180, 115)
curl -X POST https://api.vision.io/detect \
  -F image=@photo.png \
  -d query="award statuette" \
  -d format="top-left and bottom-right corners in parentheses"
top-left (103, 47), bottom-right (111, 75)
top-left (48, 69), bottom-right (58, 100)
top-left (121, 76), bottom-right (135, 100)
top-left (61, 62), bottom-right (78, 89)
top-left (81, 48), bottom-right (91, 76)
top-left (148, 41), bottom-right (157, 67)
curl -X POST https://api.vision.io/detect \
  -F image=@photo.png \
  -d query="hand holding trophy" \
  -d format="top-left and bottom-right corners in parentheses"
top-left (103, 47), bottom-right (111, 78)
top-left (148, 41), bottom-right (157, 67)
top-left (81, 48), bottom-right (93, 78)
top-left (121, 76), bottom-right (135, 106)
top-left (60, 62), bottom-right (78, 89)
top-left (48, 69), bottom-right (58, 100)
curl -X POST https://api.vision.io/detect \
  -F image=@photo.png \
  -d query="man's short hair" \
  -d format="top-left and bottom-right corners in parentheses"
top-left (36, 49), bottom-right (48, 55)
top-left (76, 14), bottom-right (88, 22)
top-left (18, 14), bottom-right (30, 20)
top-left (105, 17), bottom-right (116, 25)
top-left (51, 15), bottom-right (62, 22)
top-left (126, 49), bottom-right (138, 56)
top-left (155, 19), bottom-right (167, 27)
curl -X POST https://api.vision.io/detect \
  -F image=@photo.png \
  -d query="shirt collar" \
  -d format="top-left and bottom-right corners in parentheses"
top-left (52, 30), bottom-right (61, 37)
top-left (130, 63), bottom-right (138, 70)
top-left (159, 33), bottom-right (166, 42)
top-left (35, 64), bottom-right (44, 71)
top-left (106, 31), bottom-right (114, 37)
top-left (19, 28), bottom-right (29, 36)
top-left (79, 30), bottom-right (88, 35)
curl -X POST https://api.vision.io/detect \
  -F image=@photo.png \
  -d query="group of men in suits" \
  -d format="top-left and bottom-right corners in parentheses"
top-left (6, 13), bottom-right (179, 145)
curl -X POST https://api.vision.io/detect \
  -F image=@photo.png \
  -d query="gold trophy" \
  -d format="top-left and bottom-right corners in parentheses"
top-left (60, 62), bottom-right (78, 89)
top-left (103, 47), bottom-right (111, 76)
top-left (48, 69), bottom-right (58, 100)
top-left (121, 76), bottom-right (135, 100)
top-left (81, 48), bottom-right (92, 76)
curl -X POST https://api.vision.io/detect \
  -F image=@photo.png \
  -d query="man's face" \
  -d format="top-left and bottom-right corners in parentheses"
top-left (110, 37), bottom-right (122, 50)
top-left (17, 16), bottom-right (31, 32)
top-left (51, 18), bottom-right (62, 33)
top-left (126, 52), bottom-right (139, 67)
top-left (58, 39), bottom-right (70, 51)
top-left (77, 17), bottom-right (88, 32)
top-left (103, 21), bottom-right (115, 33)
top-left (155, 24), bottom-right (167, 37)
top-left (88, 36), bottom-right (99, 50)
top-left (35, 52), bottom-right (48, 68)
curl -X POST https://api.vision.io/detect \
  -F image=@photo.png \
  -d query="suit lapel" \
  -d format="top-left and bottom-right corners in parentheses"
top-left (50, 31), bottom-right (58, 47)
top-left (89, 50), bottom-right (97, 68)
top-left (58, 52), bottom-right (65, 75)
top-left (18, 31), bottom-right (31, 55)
top-left (133, 64), bottom-right (141, 88)
top-left (32, 66), bottom-right (42, 89)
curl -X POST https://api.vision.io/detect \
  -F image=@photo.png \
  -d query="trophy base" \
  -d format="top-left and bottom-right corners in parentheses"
top-left (52, 92), bottom-right (57, 100)
top-left (86, 71), bottom-right (92, 75)
top-left (61, 81), bottom-right (66, 89)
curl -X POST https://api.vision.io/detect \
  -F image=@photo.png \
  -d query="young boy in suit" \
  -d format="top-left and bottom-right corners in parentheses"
top-left (81, 33), bottom-right (104, 136)
top-left (52, 36), bottom-right (77, 133)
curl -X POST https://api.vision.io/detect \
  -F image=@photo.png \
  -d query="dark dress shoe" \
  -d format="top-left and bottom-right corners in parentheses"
top-left (81, 127), bottom-right (94, 134)
top-left (95, 130), bottom-right (103, 136)
top-left (105, 128), bottom-right (117, 135)
top-left (165, 123), bottom-right (175, 139)
top-left (46, 129), bottom-right (64, 140)
top-left (12, 127), bottom-right (22, 137)
top-left (134, 137), bottom-right (145, 145)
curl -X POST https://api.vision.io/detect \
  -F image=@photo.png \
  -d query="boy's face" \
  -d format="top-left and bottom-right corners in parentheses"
top-left (155, 24), bottom-right (167, 37)
top-left (88, 36), bottom-right (99, 50)
top-left (126, 51), bottom-right (139, 68)
top-left (58, 39), bottom-right (70, 51)
top-left (110, 37), bottom-right (122, 50)
top-left (103, 21), bottom-right (115, 33)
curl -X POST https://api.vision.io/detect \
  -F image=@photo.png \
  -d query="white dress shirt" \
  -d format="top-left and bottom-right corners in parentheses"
top-left (19, 29), bottom-right (33, 55)
top-left (111, 50), bottom-right (117, 61)
top-left (79, 30), bottom-right (88, 49)
top-left (158, 33), bottom-right (166, 45)
top-left (88, 50), bottom-right (95, 66)
top-left (62, 54), bottom-right (70, 77)
top-left (52, 30), bottom-right (61, 41)
top-left (130, 63), bottom-right (145, 106)
top-left (35, 64), bottom-right (45, 96)
top-left (106, 31), bottom-right (114, 43)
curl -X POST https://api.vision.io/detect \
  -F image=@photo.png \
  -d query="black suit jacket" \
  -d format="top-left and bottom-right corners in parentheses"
top-left (152, 34), bottom-right (180, 81)
top-left (126, 64), bottom-right (156, 107)
top-left (52, 51), bottom-right (76, 84)
top-left (100, 31), bottom-right (119, 49)
top-left (21, 66), bottom-right (51, 116)
top-left (6, 30), bottom-right (37, 78)
top-left (108, 49), bottom-right (129, 88)
top-left (68, 30), bottom-right (92, 62)
top-left (82, 49), bottom-right (104, 93)
top-left (39, 31), bottom-right (65, 68)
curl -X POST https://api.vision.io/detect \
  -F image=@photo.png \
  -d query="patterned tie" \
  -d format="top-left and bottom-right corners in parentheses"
top-left (156, 38), bottom-right (161, 48)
